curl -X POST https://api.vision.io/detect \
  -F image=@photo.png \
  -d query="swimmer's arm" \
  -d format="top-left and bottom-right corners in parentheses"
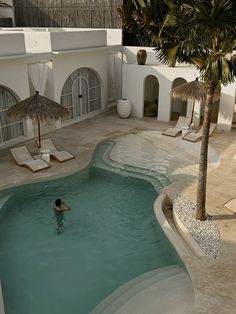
top-left (53, 205), bottom-right (70, 212)
top-left (61, 201), bottom-right (72, 211)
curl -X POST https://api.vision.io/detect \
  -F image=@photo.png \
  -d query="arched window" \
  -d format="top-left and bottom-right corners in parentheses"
top-left (60, 68), bottom-right (102, 122)
top-left (0, 86), bottom-right (24, 143)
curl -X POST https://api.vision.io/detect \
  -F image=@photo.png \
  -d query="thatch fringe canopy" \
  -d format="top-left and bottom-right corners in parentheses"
top-left (171, 78), bottom-right (207, 102)
top-left (8, 92), bottom-right (69, 122)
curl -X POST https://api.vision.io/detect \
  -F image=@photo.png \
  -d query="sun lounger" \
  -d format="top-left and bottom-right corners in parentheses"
top-left (183, 123), bottom-right (216, 142)
top-left (10, 145), bottom-right (50, 172)
top-left (36, 138), bottom-right (74, 162)
top-left (162, 116), bottom-right (191, 137)
top-left (223, 197), bottom-right (236, 213)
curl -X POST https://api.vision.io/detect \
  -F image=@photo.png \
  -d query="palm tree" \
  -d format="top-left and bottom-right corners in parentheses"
top-left (118, 0), bottom-right (236, 220)
top-left (157, 0), bottom-right (236, 220)
top-left (117, 0), bottom-right (168, 46)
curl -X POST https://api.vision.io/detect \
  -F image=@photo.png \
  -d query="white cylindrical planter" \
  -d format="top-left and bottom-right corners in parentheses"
top-left (117, 99), bottom-right (131, 118)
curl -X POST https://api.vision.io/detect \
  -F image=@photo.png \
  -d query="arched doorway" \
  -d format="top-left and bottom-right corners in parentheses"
top-left (171, 78), bottom-right (187, 120)
top-left (0, 86), bottom-right (24, 144)
top-left (143, 75), bottom-right (159, 118)
top-left (60, 68), bottom-right (102, 122)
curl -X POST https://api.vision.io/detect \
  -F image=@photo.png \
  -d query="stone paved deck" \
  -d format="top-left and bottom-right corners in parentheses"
top-left (0, 109), bottom-right (236, 313)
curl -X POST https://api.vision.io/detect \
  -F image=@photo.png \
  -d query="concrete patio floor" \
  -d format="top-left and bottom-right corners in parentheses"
top-left (0, 109), bottom-right (236, 313)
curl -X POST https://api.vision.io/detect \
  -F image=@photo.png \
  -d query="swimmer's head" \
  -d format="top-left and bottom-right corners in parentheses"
top-left (55, 198), bottom-right (62, 206)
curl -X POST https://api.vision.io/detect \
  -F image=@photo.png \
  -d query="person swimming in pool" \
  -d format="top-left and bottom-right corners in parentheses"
top-left (53, 198), bottom-right (72, 234)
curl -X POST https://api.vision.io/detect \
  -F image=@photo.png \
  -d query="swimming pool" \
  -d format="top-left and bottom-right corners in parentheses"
top-left (0, 142), bottom-right (180, 314)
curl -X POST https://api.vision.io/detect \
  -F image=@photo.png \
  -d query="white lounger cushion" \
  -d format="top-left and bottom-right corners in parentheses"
top-left (223, 197), bottom-right (236, 213)
top-left (183, 123), bottom-right (216, 142)
top-left (162, 116), bottom-right (191, 137)
top-left (50, 150), bottom-right (74, 162)
top-left (10, 145), bottom-right (50, 172)
top-left (37, 138), bottom-right (74, 162)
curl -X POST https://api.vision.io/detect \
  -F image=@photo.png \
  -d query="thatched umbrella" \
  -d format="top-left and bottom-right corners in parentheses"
top-left (171, 77), bottom-right (207, 103)
top-left (171, 77), bottom-right (206, 124)
top-left (8, 91), bottom-right (69, 148)
top-left (171, 77), bottom-right (220, 123)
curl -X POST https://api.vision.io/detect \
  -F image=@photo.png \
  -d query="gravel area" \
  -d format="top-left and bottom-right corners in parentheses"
top-left (174, 196), bottom-right (220, 258)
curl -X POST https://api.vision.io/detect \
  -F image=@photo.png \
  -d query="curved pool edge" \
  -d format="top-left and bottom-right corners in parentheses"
top-left (0, 138), bottom-right (112, 193)
top-left (154, 193), bottom-right (194, 260)
top-left (154, 193), bottom-right (200, 310)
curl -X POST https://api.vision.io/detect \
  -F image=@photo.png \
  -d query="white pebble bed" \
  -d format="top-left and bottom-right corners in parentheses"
top-left (173, 196), bottom-right (220, 258)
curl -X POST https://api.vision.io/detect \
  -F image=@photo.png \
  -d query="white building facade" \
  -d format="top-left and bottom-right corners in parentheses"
top-left (0, 28), bottom-right (122, 147)
top-left (0, 28), bottom-right (235, 148)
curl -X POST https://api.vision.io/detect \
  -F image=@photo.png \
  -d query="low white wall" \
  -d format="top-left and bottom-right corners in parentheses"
top-left (51, 30), bottom-right (107, 51)
top-left (173, 210), bottom-right (204, 256)
top-left (6, 28), bottom-right (118, 54)
top-left (57, 28), bottom-right (123, 45)
top-left (24, 32), bottom-right (51, 53)
top-left (218, 83), bottom-right (235, 131)
top-left (154, 193), bottom-right (194, 260)
top-left (0, 33), bottom-right (25, 56)
top-left (106, 29), bottom-right (122, 46)
top-left (0, 58), bottom-right (32, 146)
top-left (122, 64), bottom-right (196, 121)
top-left (0, 59), bottom-right (29, 101)
top-left (122, 46), bottom-right (159, 65)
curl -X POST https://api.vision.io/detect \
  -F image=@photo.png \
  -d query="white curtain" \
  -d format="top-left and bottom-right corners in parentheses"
top-left (28, 62), bottom-right (49, 95)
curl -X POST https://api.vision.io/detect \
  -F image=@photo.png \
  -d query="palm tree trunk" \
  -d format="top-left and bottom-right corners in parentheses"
top-left (195, 83), bottom-right (215, 221)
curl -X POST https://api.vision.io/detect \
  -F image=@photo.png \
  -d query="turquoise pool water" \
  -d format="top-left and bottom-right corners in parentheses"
top-left (0, 142), bottom-right (180, 314)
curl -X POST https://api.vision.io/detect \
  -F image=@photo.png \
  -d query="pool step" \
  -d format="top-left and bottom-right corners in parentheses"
top-left (90, 265), bottom-right (194, 314)
top-left (0, 194), bottom-right (12, 209)
top-left (115, 272), bottom-right (194, 314)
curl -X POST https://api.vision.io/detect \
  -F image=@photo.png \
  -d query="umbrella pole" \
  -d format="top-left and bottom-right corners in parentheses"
top-left (190, 101), bottom-right (195, 125)
top-left (37, 117), bottom-right (41, 148)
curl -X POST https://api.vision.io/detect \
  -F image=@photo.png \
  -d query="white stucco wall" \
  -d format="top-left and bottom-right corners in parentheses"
top-left (0, 58), bottom-right (29, 102)
top-left (51, 30), bottom-right (107, 51)
top-left (0, 58), bottom-right (32, 143)
top-left (106, 29), bottom-right (122, 46)
top-left (122, 64), bottom-right (197, 121)
top-left (218, 83), bottom-right (236, 131)
top-left (122, 47), bottom-right (160, 65)
top-left (24, 32), bottom-right (52, 53)
top-left (0, 33), bottom-right (25, 56)
top-left (52, 49), bottom-right (108, 125)
top-left (0, 30), bottom-right (234, 150)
